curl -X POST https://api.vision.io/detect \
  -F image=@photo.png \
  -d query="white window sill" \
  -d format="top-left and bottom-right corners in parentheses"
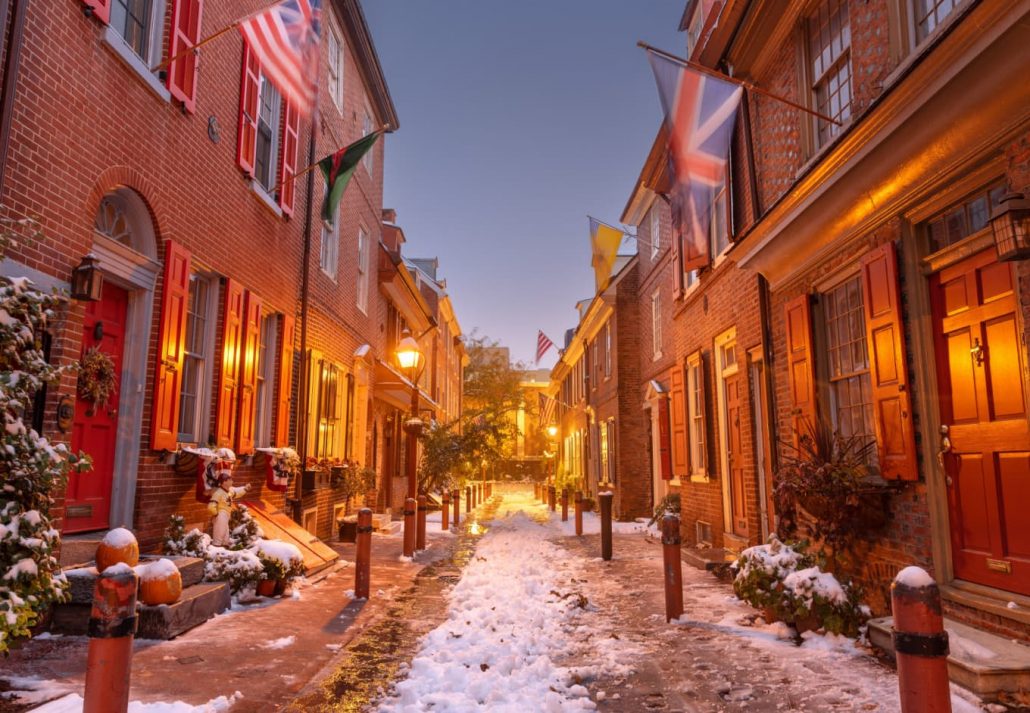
top-left (101, 27), bottom-right (170, 103)
top-left (320, 267), bottom-right (339, 283)
top-left (690, 473), bottom-right (712, 483)
top-left (250, 180), bottom-right (284, 217)
top-left (668, 478), bottom-right (683, 487)
top-left (652, 351), bottom-right (663, 362)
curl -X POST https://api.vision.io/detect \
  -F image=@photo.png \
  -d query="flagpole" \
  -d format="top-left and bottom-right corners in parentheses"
top-left (269, 126), bottom-right (390, 198)
top-left (637, 41), bottom-right (842, 127)
top-left (150, 22), bottom-right (239, 73)
top-left (589, 214), bottom-right (658, 252)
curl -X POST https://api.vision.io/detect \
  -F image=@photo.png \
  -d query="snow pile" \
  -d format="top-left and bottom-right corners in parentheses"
top-left (733, 535), bottom-right (807, 581)
top-left (101, 528), bottom-right (137, 549)
top-left (894, 565), bottom-right (935, 588)
top-left (781, 566), bottom-right (848, 606)
top-left (252, 539), bottom-right (303, 567)
top-left (260, 635), bottom-right (296, 649)
top-left (30, 690), bottom-right (244, 712)
top-left (136, 558), bottom-right (179, 582)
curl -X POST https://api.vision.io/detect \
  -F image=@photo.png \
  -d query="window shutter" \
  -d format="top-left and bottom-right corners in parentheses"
top-left (657, 397), bottom-right (673, 480)
top-left (860, 242), bottom-right (918, 481)
top-left (235, 290), bottom-right (262, 455)
top-left (150, 241), bottom-right (192, 451)
top-left (274, 314), bottom-right (295, 447)
top-left (671, 210), bottom-right (684, 297)
top-left (682, 224), bottom-right (710, 272)
top-left (669, 365), bottom-right (688, 477)
top-left (215, 279), bottom-right (244, 448)
top-left (82, 0), bottom-right (110, 24)
top-left (784, 294), bottom-right (816, 443)
top-left (166, 0), bottom-right (204, 112)
top-left (278, 98), bottom-right (300, 215)
top-left (236, 42), bottom-right (260, 175)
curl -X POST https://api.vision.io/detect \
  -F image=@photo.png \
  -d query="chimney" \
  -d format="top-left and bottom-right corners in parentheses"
top-left (382, 208), bottom-right (397, 224)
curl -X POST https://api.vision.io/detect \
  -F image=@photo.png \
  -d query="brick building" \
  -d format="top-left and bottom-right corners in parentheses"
top-left (0, 0), bottom-right (462, 551)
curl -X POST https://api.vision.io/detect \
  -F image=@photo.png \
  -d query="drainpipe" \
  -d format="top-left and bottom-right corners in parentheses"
top-left (0, 0), bottom-right (29, 197)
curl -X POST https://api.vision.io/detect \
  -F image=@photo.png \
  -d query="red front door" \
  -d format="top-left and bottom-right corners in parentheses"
top-left (932, 249), bottom-right (1030, 596)
top-left (66, 282), bottom-right (128, 533)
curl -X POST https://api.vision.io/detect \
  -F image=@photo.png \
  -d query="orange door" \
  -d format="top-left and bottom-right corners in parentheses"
top-left (726, 374), bottom-right (748, 537)
top-left (932, 249), bottom-right (1030, 595)
top-left (67, 282), bottom-right (128, 533)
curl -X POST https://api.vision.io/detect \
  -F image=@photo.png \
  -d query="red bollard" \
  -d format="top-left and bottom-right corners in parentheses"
top-left (574, 490), bottom-right (583, 536)
top-left (452, 489), bottom-right (460, 527)
top-left (416, 494), bottom-right (427, 551)
top-left (561, 488), bottom-right (569, 522)
top-left (534, 482), bottom-right (539, 500)
top-left (548, 486), bottom-right (556, 512)
top-left (83, 565), bottom-right (138, 713)
top-left (465, 486), bottom-right (472, 513)
top-left (662, 514), bottom-right (684, 622)
top-left (403, 497), bottom-right (416, 558)
top-left (892, 567), bottom-right (952, 713)
top-left (442, 492), bottom-right (450, 530)
top-left (354, 508), bottom-right (372, 599)
top-left (599, 491), bottom-right (613, 561)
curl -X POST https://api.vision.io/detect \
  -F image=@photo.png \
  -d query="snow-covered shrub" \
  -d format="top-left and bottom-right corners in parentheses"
top-left (252, 539), bottom-right (303, 584)
top-left (163, 515), bottom-right (210, 558)
top-left (732, 535), bottom-right (868, 637)
top-left (228, 505), bottom-right (263, 551)
top-left (205, 546), bottom-right (264, 593)
top-left (0, 237), bottom-right (92, 653)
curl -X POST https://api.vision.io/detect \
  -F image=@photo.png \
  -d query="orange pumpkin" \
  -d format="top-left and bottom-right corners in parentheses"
top-left (138, 560), bottom-right (183, 605)
top-left (95, 528), bottom-right (139, 572)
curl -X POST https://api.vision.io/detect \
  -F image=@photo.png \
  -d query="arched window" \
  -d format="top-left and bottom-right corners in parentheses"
top-left (93, 188), bottom-right (157, 260)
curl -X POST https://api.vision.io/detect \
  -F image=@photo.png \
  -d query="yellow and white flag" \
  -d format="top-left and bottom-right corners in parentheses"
top-left (589, 217), bottom-right (624, 293)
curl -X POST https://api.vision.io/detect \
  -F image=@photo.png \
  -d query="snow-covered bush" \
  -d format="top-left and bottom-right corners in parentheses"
top-left (163, 515), bottom-right (210, 558)
top-left (228, 505), bottom-right (263, 551)
top-left (252, 539), bottom-right (303, 584)
top-left (733, 535), bottom-right (868, 637)
top-left (205, 546), bottom-right (264, 593)
top-left (0, 236), bottom-right (92, 653)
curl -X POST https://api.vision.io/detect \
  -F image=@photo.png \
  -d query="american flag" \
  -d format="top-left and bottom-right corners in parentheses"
top-left (536, 330), bottom-right (555, 364)
top-left (539, 393), bottom-right (556, 428)
top-left (239, 0), bottom-right (322, 115)
top-left (647, 50), bottom-right (742, 270)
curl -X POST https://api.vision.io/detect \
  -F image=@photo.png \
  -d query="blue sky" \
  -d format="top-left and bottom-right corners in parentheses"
top-left (363, 1), bottom-right (687, 367)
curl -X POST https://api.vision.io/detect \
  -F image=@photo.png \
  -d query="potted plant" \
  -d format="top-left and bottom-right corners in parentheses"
top-left (253, 539), bottom-right (304, 596)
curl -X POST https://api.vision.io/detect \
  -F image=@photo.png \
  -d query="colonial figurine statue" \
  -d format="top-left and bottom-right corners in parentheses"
top-left (207, 472), bottom-right (250, 547)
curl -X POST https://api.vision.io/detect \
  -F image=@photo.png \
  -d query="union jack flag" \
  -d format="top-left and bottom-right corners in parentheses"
top-left (647, 50), bottom-right (742, 271)
top-left (239, 0), bottom-right (323, 115)
top-left (536, 330), bottom-right (555, 365)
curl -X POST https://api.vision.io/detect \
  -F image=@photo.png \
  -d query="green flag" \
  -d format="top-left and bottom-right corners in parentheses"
top-left (318, 131), bottom-right (380, 222)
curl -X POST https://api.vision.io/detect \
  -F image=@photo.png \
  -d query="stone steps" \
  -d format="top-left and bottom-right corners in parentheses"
top-left (868, 616), bottom-right (1030, 703)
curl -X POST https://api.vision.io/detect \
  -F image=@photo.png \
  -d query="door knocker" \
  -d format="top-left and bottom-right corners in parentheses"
top-left (969, 338), bottom-right (985, 367)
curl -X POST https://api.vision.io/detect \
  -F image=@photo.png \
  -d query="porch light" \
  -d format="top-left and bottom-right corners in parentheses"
top-left (395, 330), bottom-right (422, 374)
top-left (546, 424), bottom-right (558, 438)
top-left (70, 254), bottom-right (104, 301)
top-left (989, 192), bottom-right (1030, 261)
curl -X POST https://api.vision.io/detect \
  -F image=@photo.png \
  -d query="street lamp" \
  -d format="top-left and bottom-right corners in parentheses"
top-left (546, 424), bottom-right (558, 438)
top-left (395, 329), bottom-right (425, 557)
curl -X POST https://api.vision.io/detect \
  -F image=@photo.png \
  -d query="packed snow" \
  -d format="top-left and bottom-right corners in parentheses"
top-left (136, 558), bottom-right (179, 582)
top-left (894, 565), bottom-right (936, 588)
top-left (101, 527), bottom-right (138, 549)
top-left (30, 691), bottom-right (244, 712)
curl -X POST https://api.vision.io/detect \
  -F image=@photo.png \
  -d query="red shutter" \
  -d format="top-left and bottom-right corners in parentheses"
top-left (82, 0), bottom-right (110, 23)
top-left (235, 290), bottom-right (262, 455)
top-left (861, 242), bottom-right (918, 480)
top-left (151, 241), bottom-right (192, 451)
top-left (784, 294), bottom-right (816, 444)
top-left (669, 365), bottom-right (688, 478)
top-left (278, 98), bottom-right (300, 215)
top-left (671, 215), bottom-right (684, 297)
top-left (166, 0), bottom-right (204, 113)
top-left (274, 314), bottom-right (295, 447)
top-left (657, 397), bottom-right (673, 480)
top-left (215, 280), bottom-right (244, 448)
top-left (237, 42), bottom-right (260, 175)
top-left (682, 226), bottom-right (709, 272)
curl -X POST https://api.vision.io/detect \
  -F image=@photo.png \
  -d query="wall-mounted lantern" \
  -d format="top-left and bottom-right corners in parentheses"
top-left (990, 192), bottom-right (1030, 262)
top-left (70, 255), bottom-right (104, 301)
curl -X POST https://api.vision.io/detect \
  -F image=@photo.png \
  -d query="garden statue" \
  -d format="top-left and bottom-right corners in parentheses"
top-left (207, 472), bottom-right (251, 547)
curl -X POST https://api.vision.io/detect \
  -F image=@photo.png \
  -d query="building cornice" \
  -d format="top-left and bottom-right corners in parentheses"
top-left (336, 0), bottom-right (400, 131)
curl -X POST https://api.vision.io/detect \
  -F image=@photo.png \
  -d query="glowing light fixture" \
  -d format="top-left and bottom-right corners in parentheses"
top-left (990, 192), bottom-right (1030, 261)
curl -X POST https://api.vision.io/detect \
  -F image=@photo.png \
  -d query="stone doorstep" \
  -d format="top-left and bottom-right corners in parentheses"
top-left (681, 546), bottom-right (729, 572)
top-left (62, 556), bottom-right (206, 604)
top-left (867, 616), bottom-right (1030, 700)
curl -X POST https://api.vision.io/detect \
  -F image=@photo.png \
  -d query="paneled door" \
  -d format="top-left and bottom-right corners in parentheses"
top-left (931, 249), bottom-right (1030, 595)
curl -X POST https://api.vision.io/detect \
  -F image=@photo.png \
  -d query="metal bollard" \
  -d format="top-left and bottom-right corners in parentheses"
top-left (471, 484), bottom-right (477, 509)
top-left (83, 566), bottom-right (138, 713)
top-left (465, 486), bottom-right (471, 513)
top-left (442, 491), bottom-right (450, 530)
top-left (548, 486), bottom-right (556, 512)
top-left (452, 489), bottom-right (460, 527)
top-left (354, 508), bottom-right (373, 599)
top-left (534, 482), bottom-right (539, 500)
top-left (403, 497), bottom-right (416, 558)
top-left (574, 490), bottom-right (583, 536)
top-left (599, 491), bottom-right (613, 561)
top-left (416, 494), bottom-right (427, 551)
top-left (891, 567), bottom-right (952, 713)
top-left (662, 514), bottom-right (684, 622)
top-left (561, 488), bottom-right (569, 522)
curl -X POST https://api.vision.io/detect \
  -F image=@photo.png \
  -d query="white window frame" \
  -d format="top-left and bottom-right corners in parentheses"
top-left (603, 321), bottom-right (611, 378)
top-left (102, 0), bottom-right (170, 101)
top-left (805, 0), bottom-right (853, 149)
top-left (686, 1), bottom-right (706, 56)
top-left (320, 208), bottom-right (340, 281)
top-left (356, 225), bottom-right (369, 314)
top-left (253, 75), bottom-right (283, 195)
top-left (650, 204), bottom-right (661, 260)
top-left (714, 327), bottom-right (738, 523)
top-left (686, 350), bottom-right (707, 480)
top-left (253, 313), bottom-right (279, 449)
top-left (177, 272), bottom-right (218, 445)
top-left (911, 0), bottom-right (963, 46)
top-left (651, 289), bottom-right (662, 360)
top-left (327, 23), bottom-right (344, 110)
top-left (109, 0), bottom-right (166, 66)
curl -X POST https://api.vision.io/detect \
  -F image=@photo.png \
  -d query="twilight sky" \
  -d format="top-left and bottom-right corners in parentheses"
top-left (363, 1), bottom-right (687, 367)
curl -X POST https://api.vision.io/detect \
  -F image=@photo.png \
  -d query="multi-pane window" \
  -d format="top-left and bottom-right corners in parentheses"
top-left (599, 421), bottom-right (609, 484)
top-left (254, 78), bottom-right (282, 192)
top-left (362, 111), bottom-right (374, 174)
top-left (926, 182), bottom-right (1006, 254)
top-left (823, 276), bottom-right (876, 449)
top-left (178, 275), bottom-right (213, 443)
top-left (711, 177), bottom-right (730, 257)
top-left (603, 321), bottom-right (611, 378)
top-left (327, 26), bottom-right (343, 109)
top-left (320, 210), bottom-right (339, 280)
top-left (686, 1), bottom-right (706, 56)
top-left (650, 205), bottom-right (661, 260)
top-left (316, 361), bottom-right (341, 458)
top-left (111, 0), bottom-right (157, 61)
top-left (913, 0), bottom-right (960, 43)
top-left (253, 315), bottom-right (277, 448)
top-left (357, 227), bottom-right (369, 313)
top-left (651, 289), bottom-right (662, 359)
top-left (686, 355), bottom-right (706, 476)
top-left (807, 0), bottom-right (852, 147)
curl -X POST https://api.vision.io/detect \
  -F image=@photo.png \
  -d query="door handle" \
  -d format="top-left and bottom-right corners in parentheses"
top-left (970, 338), bottom-right (985, 367)
top-left (937, 424), bottom-right (952, 479)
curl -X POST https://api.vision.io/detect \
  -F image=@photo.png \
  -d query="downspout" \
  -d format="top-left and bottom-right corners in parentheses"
top-left (0, 0), bottom-right (29, 196)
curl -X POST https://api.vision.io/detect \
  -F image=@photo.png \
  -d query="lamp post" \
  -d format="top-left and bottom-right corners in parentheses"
top-left (395, 329), bottom-right (425, 558)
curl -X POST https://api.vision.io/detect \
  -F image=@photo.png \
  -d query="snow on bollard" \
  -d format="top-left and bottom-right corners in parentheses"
top-left (416, 494), bottom-right (427, 551)
top-left (599, 491), bottom-right (614, 561)
top-left (891, 566), bottom-right (951, 713)
top-left (84, 564), bottom-right (138, 713)
top-left (574, 490), bottom-right (583, 536)
top-left (452, 489), bottom-right (460, 527)
top-left (561, 488), bottom-right (569, 522)
top-left (661, 513), bottom-right (683, 622)
top-left (403, 497), bottom-right (416, 558)
top-left (441, 491), bottom-right (450, 530)
top-left (354, 508), bottom-right (373, 599)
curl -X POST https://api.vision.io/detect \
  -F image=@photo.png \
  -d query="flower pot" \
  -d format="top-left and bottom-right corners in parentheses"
top-left (761, 606), bottom-right (779, 624)
top-left (256, 579), bottom-right (277, 597)
top-left (793, 614), bottom-right (821, 635)
top-left (301, 469), bottom-right (317, 494)
top-left (273, 578), bottom-right (288, 596)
